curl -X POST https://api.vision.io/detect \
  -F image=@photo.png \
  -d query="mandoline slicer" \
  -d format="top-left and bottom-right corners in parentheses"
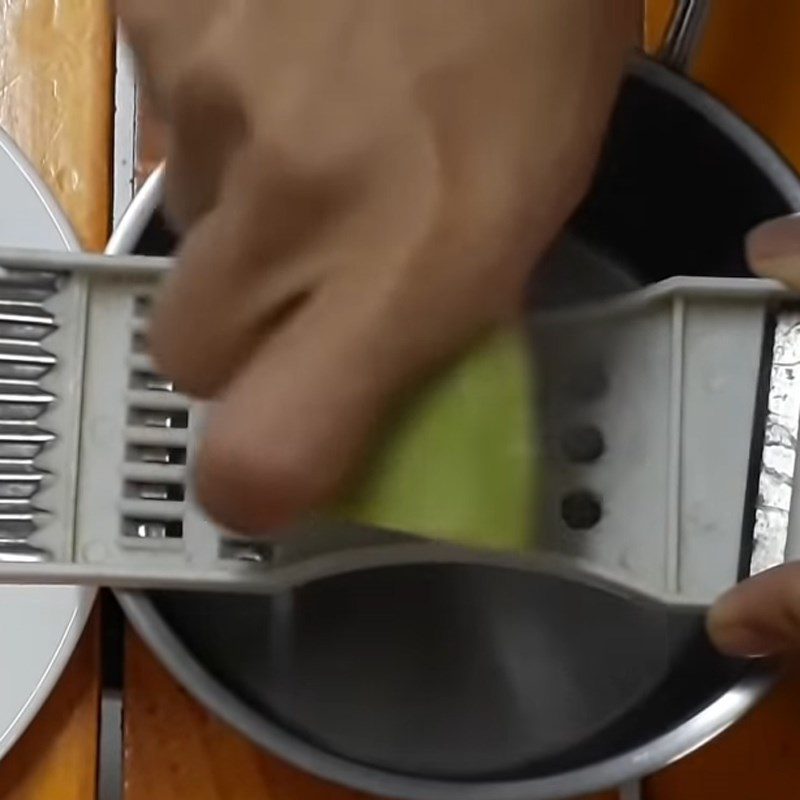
top-left (0, 246), bottom-right (796, 610)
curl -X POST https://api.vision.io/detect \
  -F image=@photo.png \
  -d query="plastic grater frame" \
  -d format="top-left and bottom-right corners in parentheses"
top-left (0, 249), bottom-right (797, 610)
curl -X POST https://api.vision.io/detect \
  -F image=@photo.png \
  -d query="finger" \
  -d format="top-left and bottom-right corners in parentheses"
top-left (163, 72), bottom-right (246, 229)
top-left (707, 563), bottom-right (800, 658)
top-left (151, 126), bottom-right (384, 399)
top-left (193, 268), bottom-right (463, 534)
top-left (746, 213), bottom-right (800, 288)
top-left (149, 192), bottom-right (322, 398)
top-left (115, 0), bottom-right (220, 115)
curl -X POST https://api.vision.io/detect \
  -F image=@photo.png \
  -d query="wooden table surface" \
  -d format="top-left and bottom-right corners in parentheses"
top-left (3, 1), bottom-right (800, 798)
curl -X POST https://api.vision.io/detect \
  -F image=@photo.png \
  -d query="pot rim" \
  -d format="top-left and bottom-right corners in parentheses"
top-left (110, 56), bottom-right (795, 800)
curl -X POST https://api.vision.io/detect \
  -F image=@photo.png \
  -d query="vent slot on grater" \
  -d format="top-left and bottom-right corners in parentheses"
top-left (122, 294), bottom-right (188, 544)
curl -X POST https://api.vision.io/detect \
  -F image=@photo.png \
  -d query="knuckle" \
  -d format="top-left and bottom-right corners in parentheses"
top-left (249, 106), bottom-right (376, 193)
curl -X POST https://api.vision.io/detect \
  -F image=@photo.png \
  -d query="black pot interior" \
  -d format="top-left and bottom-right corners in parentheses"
top-left (130, 62), bottom-right (795, 782)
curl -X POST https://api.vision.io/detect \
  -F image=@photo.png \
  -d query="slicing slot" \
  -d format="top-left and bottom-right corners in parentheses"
top-left (133, 295), bottom-right (152, 318)
top-left (124, 480), bottom-right (185, 502)
top-left (125, 444), bottom-right (187, 465)
top-left (127, 407), bottom-right (189, 429)
top-left (131, 331), bottom-right (148, 353)
top-left (122, 517), bottom-right (183, 540)
top-left (129, 370), bottom-right (174, 392)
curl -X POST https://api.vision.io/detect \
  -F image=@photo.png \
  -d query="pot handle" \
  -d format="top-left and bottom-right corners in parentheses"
top-left (658, 0), bottom-right (711, 72)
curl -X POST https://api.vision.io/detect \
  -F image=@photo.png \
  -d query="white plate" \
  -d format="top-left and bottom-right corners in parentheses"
top-left (0, 129), bottom-right (95, 758)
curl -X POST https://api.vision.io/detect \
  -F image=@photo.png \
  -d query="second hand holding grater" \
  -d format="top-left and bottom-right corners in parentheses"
top-left (0, 246), bottom-right (796, 611)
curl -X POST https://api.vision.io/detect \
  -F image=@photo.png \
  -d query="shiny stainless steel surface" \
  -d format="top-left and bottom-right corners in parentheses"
top-left (750, 308), bottom-right (800, 574)
top-left (0, 262), bottom-right (60, 550)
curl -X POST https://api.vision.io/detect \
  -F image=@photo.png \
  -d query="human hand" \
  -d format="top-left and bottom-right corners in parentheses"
top-left (116, 0), bottom-right (636, 533)
top-left (709, 213), bottom-right (800, 657)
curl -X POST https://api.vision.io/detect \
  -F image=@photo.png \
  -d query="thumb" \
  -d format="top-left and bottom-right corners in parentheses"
top-left (747, 212), bottom-right (800, 287)
top-left (708, 564), bottom-right (800, 658)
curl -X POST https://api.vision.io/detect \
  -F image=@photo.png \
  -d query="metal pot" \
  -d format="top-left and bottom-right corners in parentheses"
top-left (109, 3), bottom-right (800, 797)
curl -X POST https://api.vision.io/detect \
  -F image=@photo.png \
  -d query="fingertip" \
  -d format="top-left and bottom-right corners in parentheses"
top-left (706, 599), bottom-right (779, 659)
top-left (707, 564), bottom-right (800, 659)
top-left (746, 213), bottom-right (800, 284)
top-left (194, 408), bottom-right (349, 536)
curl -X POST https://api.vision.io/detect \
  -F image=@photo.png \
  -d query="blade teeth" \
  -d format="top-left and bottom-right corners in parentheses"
top-left (0, 287), bottom-right (56, 303)
top-left (0, 482), bottom-right (45, 500)
top-left (0, 442), bottom-right (44, 459)
top-left (0, 390), bottom-right (56, 403)
top-left (0, 268), bottom-right (60, 291)
top-left (0, 404), bottom-right (52, 421)
top-left (0, 298), bottom-right (54, 312)
top-left (0, 304), bottom-right (58, 343)
top-left (0, 308), bottom-right (56, 324)
top-left (0, 272), bottom-right (62, 304)
top-left (0, 279), bottom-right (61, 551)
top-left (0, 324), bottom-right (57, 341)
top-left (0, 421), bottom-right (56, 443)
top-left (0, 540), bottom-right (50, 562)
top-left (0, 458), bottom-right (41, 472)
top-left (0, 515), bottom-right (43, 537)
top-left (0, 471), bottom-right (47, 483)
top-left (0, 498), bottom-right (45, 510)
top-left (0, 364), bottom-right (53, 381)
top-left (0, 342), bottom-right (57, 362)
top-left (0, 379), bottom-right (58, 423)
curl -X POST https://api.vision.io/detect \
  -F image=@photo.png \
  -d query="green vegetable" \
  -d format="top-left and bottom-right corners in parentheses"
top-left (334, 327), bottom-right (536, 551)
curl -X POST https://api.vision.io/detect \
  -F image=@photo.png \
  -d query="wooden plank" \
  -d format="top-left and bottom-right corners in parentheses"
top-left (124, 630), bottom-right (379, 800)
top-left (644, 0), bottom-right (673, 53)
top-left (0, 608), bottom-right (101, 800)
top-left (126, 631), bottom-right (617, 800)
top-left (0, 0), bottom-right (114, 250)
top-left (692, 0), bottom-right (800, 169)
top-left (647, 668), bottom-right (800, 798)
top-left (126, 634), bottom-right (627, 800)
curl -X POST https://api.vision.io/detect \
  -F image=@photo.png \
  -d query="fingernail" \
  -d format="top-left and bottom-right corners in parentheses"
top-left (747, 213), bottom-right (800, 286)
top-left (712, 624), bottom-right (787, 659)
